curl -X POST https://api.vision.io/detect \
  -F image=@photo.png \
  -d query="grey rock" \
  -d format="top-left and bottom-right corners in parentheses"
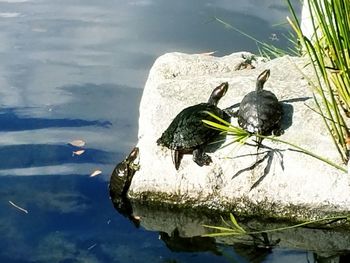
top-left (129, 52), bottom-right (350, 221)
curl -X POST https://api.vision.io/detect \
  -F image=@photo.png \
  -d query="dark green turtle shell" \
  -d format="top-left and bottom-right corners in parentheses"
top-left (238, 89), bottom-right (282, 135)
top-left (157, 103), bottom-right (230, 150)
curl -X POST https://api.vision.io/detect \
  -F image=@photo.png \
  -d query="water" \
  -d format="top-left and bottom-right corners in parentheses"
top-left (1, 0), bottom-right (349, 262)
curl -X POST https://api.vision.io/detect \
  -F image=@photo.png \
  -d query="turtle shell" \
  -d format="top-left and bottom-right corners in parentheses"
top-left (238, 90), bottom-right (282, 135)
top-left (109, 147), bottom-right (139, 199)
top-left (157, 103), bottom-right (230, 150)
top-left (109, 161), bottom-right (132, 198)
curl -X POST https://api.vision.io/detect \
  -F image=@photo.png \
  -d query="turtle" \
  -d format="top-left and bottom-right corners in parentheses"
top-left (157, 82), bottom-right (230, 170)
top-left (109, 147), bottom-right (139, 199)
top-left (236, 69), bottom-right (283, 137)
top-left (109, 147), bottom-right (140, 226)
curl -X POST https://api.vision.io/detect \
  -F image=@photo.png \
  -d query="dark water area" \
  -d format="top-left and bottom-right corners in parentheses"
top-left (2, 0), bottom-right (349, 262)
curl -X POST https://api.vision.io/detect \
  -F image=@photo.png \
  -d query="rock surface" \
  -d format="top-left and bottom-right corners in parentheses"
top-left (129, 52), bottom-right (350, 220)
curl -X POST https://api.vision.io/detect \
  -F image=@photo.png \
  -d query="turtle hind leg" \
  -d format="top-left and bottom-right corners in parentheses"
top-left (273, 127), bottom-right (284, 136)
top-left (272, 123), bottom-right (284, 136)
top-left (193, 147), bottom-right (212, 167)
top-left (223, 105), bottom-right (239, 118)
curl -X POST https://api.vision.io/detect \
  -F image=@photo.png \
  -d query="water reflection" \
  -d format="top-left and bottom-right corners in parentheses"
top-left (0, 84), bottom-right (142, 178)
top-left (107, 139), bottom-right (339, 263)
top-left (0, 144), bottom-right (113, 169)
top-left (0, 175), bottom-right (146, 262)
top-left (0, 107), bottom-right (110, 131)
top-left (109, 196), bottom-right (350, 263)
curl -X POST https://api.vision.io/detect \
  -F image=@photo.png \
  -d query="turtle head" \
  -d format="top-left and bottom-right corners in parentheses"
top-left (256, 69), bottom-right (270, 91)
top-left (127, 147), bottom-right (139, 162)
top-left (208, 82), bottom-right (228, 106)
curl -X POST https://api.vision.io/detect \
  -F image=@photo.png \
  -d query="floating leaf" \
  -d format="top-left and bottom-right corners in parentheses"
top-left (87, 243), bottom-right (97, 250)
top-left (72, 150), bottom-right (85, 156)
top-left (69, 140), bottom-right (86, 147)
top-left (90, 170), bottom-right (102, 177)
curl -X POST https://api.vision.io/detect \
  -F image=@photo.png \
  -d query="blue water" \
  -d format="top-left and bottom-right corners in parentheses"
top-left (2, 0), bottom-right (345, 262)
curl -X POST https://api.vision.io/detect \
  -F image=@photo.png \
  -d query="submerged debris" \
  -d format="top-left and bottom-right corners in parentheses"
top-left (9, 200), bottom-right (28, 214)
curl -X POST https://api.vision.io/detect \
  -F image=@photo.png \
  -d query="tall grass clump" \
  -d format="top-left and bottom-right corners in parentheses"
top-left (286, 0), bottom-right (350, 164)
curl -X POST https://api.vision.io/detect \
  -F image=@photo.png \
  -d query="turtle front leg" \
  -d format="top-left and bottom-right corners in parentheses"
top-left (193, 147), bottom-right (212, 167)
top-left (129, 163), bottom-right (140, 171)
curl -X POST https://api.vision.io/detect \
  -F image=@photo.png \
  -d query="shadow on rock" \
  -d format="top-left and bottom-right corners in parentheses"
top-left (280, 96), bottom-right (311, 131)
top-left (231, 144), bottom-right (286, 190)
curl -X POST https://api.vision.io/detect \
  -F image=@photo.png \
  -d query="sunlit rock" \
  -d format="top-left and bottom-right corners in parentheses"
top-left (129, 51), bottom-right (350, 221)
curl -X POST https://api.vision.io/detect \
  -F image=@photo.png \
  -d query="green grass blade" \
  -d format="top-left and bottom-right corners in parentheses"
top-left (229, 213), bottom-right (246, 233)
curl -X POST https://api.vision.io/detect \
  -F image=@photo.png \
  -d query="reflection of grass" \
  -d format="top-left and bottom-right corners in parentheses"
top-left (203, 213), bottom-right (349, 237)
